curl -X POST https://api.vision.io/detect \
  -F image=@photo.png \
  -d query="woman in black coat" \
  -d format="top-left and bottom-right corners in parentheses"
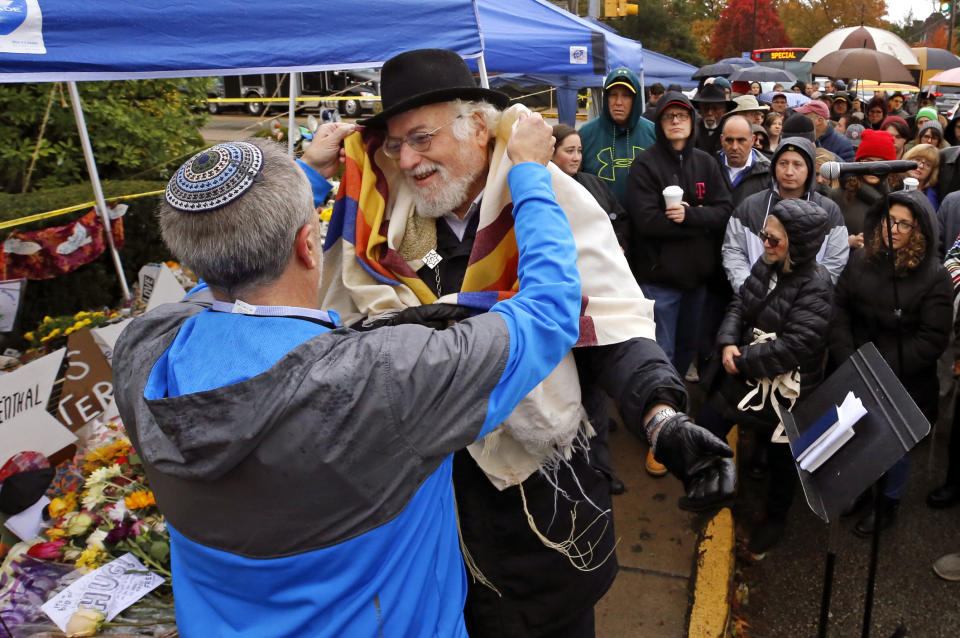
top-left (699, 198), bottom-right (835, 554)
top-left (830, 189), bottom-right (953, 536)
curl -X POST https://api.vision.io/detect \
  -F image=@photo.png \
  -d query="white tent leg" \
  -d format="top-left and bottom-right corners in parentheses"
top-left (477, 53), bottom-right (490, 89)
top-left (640, 69), bottom-right (646, 113)
top-left (288, 72), bottom-right (298, 156)
top-left (66, 81), bottom-right (132, 302)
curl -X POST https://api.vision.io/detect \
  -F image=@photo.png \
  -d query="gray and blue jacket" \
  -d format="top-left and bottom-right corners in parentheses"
top-left (112, 162), bottom-right (582, 638)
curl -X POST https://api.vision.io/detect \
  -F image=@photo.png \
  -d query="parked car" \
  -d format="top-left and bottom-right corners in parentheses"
top-left (207, 70), bottom-right (380, 117)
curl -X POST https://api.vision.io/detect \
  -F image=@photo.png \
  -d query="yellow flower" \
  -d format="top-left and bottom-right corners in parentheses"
top-left (81, 318), bottom-right (92, 327)
top-left (23, 331), bottom-right (34, 341)
top-left (46, 527), bottom-right (67, 540)
top-left (83, 439), bottom-right (132, 470)
top-left (64, 327), bottom-right (75, 336)
top-left (125, 490), bottom-right (156, 510)
top-left (75, 546), bottom-right (108, 571)
top-left (65, 607), bottom-right (105, 637)
top-left (49, 493), bottom-right (78, 518)
top-left (73, 311), bottom-right (90, 320)
top-left (42, 315), bottom-right (53, 324)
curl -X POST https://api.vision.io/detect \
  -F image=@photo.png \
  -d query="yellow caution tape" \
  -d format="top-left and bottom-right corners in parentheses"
top-left (0, 190), bottom-right (165, 231)
top-left (208, 95), bottom-right (381, 103)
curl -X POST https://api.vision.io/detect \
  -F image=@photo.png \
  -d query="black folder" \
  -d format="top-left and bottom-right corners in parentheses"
top-left (780, 342), bottom-right (931, 523)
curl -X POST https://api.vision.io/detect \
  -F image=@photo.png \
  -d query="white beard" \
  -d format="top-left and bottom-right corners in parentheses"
top-left (406, 158), bottom-right (485, 219)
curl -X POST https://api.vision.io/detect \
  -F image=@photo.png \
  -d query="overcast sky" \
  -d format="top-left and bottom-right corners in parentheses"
top-left (886, 0), bottom-right (939, 24)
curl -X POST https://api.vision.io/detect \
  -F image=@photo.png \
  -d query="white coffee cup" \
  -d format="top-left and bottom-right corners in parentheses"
top-left (663, 185), bottom-right (684, 207)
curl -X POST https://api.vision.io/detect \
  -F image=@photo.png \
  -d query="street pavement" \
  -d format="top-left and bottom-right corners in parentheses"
top-left (731, 418), bottom-right (960, 637)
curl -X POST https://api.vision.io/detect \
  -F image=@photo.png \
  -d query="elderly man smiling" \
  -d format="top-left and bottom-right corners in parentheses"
top-left (309, 49), bottom-right (735, 638)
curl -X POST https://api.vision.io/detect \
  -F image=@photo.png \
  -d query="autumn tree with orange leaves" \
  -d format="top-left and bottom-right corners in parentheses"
top-left (709, 0), bottom-right (791, 60)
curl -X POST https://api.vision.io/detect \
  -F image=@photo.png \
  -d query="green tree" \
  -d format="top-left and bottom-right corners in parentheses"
top-left (0, 78), bottom-right (210, 193)
top-left (611, 0), bottom-right (708, 66)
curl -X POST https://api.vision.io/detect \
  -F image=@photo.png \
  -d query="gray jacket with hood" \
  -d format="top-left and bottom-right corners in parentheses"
top-left (721, 136), bottom-right (849, 291)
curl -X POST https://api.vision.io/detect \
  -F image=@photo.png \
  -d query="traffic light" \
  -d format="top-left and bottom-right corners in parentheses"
top-left (942, 0), bottom-right (952, 16)
top-left (616, 0), bottom-right (638, 16)
top-left (604, 0), bottom-right (638, 17)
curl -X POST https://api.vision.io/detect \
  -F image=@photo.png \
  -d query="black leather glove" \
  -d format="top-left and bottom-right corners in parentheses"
top-left (360, 303), bottom-right (475, 331)
top-left (653, 413), bottom-right (736, 512)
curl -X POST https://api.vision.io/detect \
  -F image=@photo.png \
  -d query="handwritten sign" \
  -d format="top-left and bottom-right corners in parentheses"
top-left (138, 263), bottom-right (185, 312)
top-left (0, 348), bottom-right (76, 459)
top-left (57, 329), bottom-right (114, 431)
top-left (41, 553), bottom-right (164, 632)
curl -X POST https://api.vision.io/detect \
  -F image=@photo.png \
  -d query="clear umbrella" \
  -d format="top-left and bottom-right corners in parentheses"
top-left (801, 26), bottom-right (919, 67)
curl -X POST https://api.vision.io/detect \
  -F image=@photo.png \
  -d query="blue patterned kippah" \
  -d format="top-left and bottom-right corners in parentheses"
top-left (165, 142), bottom-right (264, 212)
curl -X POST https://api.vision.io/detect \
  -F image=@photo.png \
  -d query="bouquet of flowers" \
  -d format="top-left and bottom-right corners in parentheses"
top-left (0, 429), bottom-right (175, 636)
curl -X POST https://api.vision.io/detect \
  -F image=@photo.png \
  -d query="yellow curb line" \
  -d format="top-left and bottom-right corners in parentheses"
top-left (688, 427), bottom-right (738, 638)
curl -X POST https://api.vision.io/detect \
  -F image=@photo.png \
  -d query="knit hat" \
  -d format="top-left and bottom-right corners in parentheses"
top-left (880, 115), bottom-right (909, 130)
top-left (918, 119), bottom-right (944, 140)
top-left (854, 128), bottom-right (896, 161)
top-left (713, 77), bottom-right (732, 91)
top-left (845, 123), bottom-right (865, 148)
top-left (781, 113), bottom-right (817, 143)
top-left (916, 106), bottom-right (939, 122)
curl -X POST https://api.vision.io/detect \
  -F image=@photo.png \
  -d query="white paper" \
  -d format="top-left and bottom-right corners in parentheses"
top-left (3, 495), bottom-right (49, 540)
top-left (41, 553), bottom-right (164, 632)
top-left (91, 318), bottom-right (132, 363)
top-left (798, 392), bottom-right (867, 471)
top-left (0, 278), bottom-right (25, 332)
top-left (0, 348), bottom-right (77, 457)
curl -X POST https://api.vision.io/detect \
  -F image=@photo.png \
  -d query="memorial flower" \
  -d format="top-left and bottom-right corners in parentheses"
top-left (125, 490), bottom-right (156, 510)
top-left (64, 607), bottom-right (105, 637)
top-left (65, 512), bottom-right (95, 537)
top-left (49, 492), bottom-right (78, 518)
top-left (26, 538), bottom-right (67, 559)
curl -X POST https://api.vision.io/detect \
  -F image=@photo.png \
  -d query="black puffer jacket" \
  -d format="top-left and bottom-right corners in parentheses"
top-left (626, 92), bottom-right (733, 289)
top-left (716, 198), bottom-right (834, 394)
top-left (830, 189), bottom-right (953, 419)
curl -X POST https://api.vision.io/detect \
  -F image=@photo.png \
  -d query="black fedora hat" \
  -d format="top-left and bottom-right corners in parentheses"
top-left (359, 49), bottom-right (509, 128)
top-left (691, 83), bottom-right (735, 110)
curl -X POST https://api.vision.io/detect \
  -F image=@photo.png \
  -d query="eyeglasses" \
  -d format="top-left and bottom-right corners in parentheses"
top-left (383, 115), bottom-right (462, 159)
top-left (662, 111), bottom-right (691, 122)
top-left (886, 219), bottom-right (916, 233)
top-left (758, 230), bottom-right (782, 248)
top-left (913, 159), bottom-right (931, 168)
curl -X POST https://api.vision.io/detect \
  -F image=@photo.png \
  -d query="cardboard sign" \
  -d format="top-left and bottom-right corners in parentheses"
top-left (56, 329), bottom-right (114, 431)
top-left (0, 278), bottom-right (26, 332)
top-left (0, 348), bottom-right (76, 460)
top-left (41, 553), bottom-right (164, 632)
top-left (138, 263), bottom-right (185, 312)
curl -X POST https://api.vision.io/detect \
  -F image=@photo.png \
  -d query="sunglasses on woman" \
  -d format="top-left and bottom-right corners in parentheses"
top-left (758, 230), bottom-right (781, 247)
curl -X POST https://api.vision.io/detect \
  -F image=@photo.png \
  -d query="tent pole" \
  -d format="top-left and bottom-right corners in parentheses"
top-left (640, 69), bottom-right (646, 113)
top-left (288, 72), bottom-right (298, 157)
top-left (66, 81), bottom-right (132, 302)
top-left (477, 53), bottom-right (491, 89)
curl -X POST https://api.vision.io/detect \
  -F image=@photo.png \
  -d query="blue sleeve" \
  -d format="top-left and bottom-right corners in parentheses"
top-left (295, 159), bottom-right (333, 208)
top-left (478, 162), bottom-right (582, 436)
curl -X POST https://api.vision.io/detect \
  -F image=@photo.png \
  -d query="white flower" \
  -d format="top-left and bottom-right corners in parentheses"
top-left (86, 529), bottom-right (108, 550)
top-left (104, 501), bottom-right (128, 523)
top-left (81, 484), bottom-right (107, 510)
top-left (84, 464), bottom-right (122, 488)
top-left (65, 606), bottom-right (105, 637)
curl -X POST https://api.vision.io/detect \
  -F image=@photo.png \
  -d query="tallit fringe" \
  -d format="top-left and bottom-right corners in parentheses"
top-left (519, 482), bottom-right (619, 573)
top-left (454, 479), bottom-right (502, 597)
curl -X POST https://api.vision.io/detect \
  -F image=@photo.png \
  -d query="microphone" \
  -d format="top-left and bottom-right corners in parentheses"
top-left (820, 160), bottom-right (917, 181)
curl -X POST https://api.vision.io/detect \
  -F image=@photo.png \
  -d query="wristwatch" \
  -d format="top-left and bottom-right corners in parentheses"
top-left (644, 407), bottom-right (678, 448)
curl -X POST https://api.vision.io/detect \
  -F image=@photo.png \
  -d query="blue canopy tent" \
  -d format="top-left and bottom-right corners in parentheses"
top-left (0, 0), bottom-right (486, 298)
top-left (475, 0), bottom-right (695, 124)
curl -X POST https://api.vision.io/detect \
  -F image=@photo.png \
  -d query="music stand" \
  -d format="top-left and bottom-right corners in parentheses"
top-left (780, 342), bottom-right (930, 637)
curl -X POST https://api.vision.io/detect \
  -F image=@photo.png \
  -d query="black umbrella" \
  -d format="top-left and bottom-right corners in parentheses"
top-left (692, 61), bottom-right (747, 80)
top-left (728, 66), bottom-right (798, 83)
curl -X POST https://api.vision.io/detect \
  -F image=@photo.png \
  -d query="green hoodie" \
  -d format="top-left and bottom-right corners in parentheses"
top-left (579, 67), bottom-right (656, 205)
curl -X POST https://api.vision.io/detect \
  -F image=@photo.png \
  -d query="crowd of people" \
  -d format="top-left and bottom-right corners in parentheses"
top-left (568, 70), bottom-right (960, 575)
top-left (112, 48), bottom-right (960, 637)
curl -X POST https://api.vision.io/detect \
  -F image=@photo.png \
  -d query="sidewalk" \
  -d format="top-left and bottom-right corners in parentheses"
top-left (595, 413), bottom-right (735, 637)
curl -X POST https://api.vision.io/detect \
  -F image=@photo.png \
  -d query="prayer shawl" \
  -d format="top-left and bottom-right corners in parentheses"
top-left (320, 104), bottom-right (656, 489)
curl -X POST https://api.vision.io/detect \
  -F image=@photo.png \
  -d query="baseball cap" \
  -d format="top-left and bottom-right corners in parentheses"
top-left (795, 101), bottom-right (830, 119)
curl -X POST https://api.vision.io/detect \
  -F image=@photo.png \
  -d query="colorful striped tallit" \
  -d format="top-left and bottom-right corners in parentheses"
top-left (320, 104), bottom-right (656, 488)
